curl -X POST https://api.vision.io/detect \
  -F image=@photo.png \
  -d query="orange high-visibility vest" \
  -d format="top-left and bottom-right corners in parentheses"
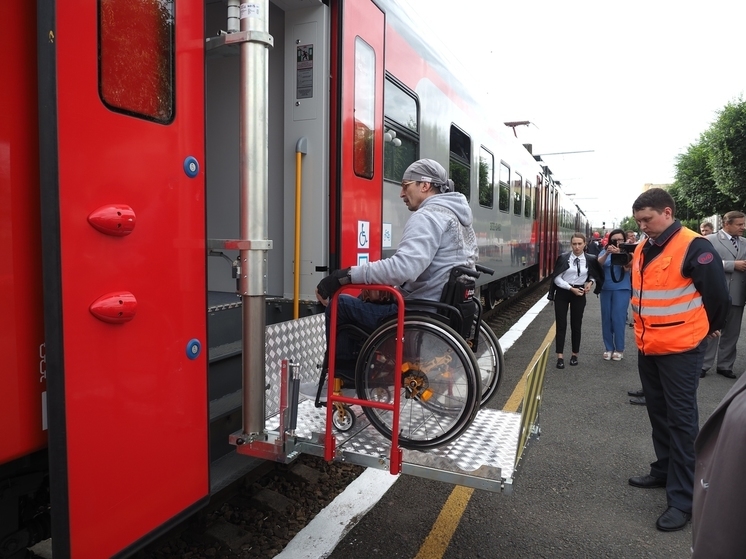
top-left (631, 227), bottom-right (709, 355)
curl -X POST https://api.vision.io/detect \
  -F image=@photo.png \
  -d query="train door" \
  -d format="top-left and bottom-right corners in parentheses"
top-left (535, 175), bottom-right (546, 278)
top-left (37, 1), bottom-right (208, 556)
top-left (331, 0), bottom-right (385, 268)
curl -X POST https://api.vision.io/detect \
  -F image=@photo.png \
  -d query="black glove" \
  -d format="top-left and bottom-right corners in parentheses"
top-left (317, 268), bottom-right (351, 300)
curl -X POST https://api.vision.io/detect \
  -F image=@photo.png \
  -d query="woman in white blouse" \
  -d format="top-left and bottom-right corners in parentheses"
top-left (547, 233), bottom-right (604, 369)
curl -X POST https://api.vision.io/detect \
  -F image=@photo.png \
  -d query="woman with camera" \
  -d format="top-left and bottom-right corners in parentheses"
top-left (598, 229), bottom-right (633, 361)
top-left (548, 233), bottom-right (604, 369)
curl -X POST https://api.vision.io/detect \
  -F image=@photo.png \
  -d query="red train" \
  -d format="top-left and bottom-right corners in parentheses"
top-left (0, 0), bottom-right (588, 557)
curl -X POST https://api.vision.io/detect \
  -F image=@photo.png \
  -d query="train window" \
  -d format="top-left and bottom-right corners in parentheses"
top-left (353, 37), bottom-right (376, 179)
top-left (524, 181), bottom-right (532, 218)
top-left (498, 162), bottom-right (510, 212)
top-left (478, 148), bottom-right (494, 208)
top-left (99, 0), bottom-right (175, 123)
top-left (383, 127), bottom-right (417, 181)
top-left (384, 79), bottom-right (418, 132)
top-left (383, 78), bottom-right (419, 181)
top-left (513, 173), bottom-right (523, 216)
top-left (449, 126), bottom-right (471, 200)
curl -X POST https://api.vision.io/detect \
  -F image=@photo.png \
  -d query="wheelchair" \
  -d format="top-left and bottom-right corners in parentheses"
top-left (316, 264), bottom-right (503, 450)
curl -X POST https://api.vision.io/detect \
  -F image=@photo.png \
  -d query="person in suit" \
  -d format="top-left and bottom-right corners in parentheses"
top-left (627, 188), bottom-right (729, 532)
top-left (586, 231), bottom-right (603, 256)
top-left (691, 372), bottom-right (746, 557)
top-left (701, 211), bottom-right (746, 379)
top-left (548, 233), bottom-right (604, 369)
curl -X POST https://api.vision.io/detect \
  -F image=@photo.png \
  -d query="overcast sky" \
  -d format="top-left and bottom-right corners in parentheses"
top-left (401, 0), bottom-right (745, 227)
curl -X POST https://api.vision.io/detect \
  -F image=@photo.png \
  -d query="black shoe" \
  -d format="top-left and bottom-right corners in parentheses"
top-left (700, 369), bottom-right (707, 378)
top-left (629, 474), bottom-right (667, 488)
top-left (629, 396), bottom-right (646, 406)
top-left (569, 355), bottom-right (578, 366)
top-left (717, 369), bottom-right (737, 379)
top-left (627, 389), bottom-right (644, 397)
top-left (656, 506), bottom-right (691, 532)
top-left (556, 358), bottom-right (565, 369)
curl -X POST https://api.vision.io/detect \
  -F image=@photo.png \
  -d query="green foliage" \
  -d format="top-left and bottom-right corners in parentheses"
top-left (707, 99), bottom-right (746, 202)
top-left (478, 157), bottom-right (493, 207)
top-left (449, 159), bottom-right (471, 200)
top-left (672, 97), bottom-right (745, 218)
top-left (618, 216), bottom-right (638, 233)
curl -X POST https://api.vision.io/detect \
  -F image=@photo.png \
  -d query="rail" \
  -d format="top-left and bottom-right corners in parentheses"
top-left (324, 285), bottom-right (405, 474)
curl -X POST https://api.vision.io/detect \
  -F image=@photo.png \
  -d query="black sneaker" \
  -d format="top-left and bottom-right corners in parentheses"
top-left (556, 358), bottom-right (565, 369)
top-left (569, 355), bottom-right (578, 366)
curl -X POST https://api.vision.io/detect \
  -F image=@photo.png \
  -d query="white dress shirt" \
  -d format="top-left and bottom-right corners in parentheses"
top-left (555, 253), bottom-right (592, 290)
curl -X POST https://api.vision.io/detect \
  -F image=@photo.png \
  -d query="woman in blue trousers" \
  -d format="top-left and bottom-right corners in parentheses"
top-left (597, 229), bottom-right (633, 360)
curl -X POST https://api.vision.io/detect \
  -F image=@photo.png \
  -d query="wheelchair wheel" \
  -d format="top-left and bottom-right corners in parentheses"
top-left (332, 404), bottom-right (356, 432)
top-left (355, 316), bottom-right (481, 450)
top-left (474, 322), bottom-right (504, 406)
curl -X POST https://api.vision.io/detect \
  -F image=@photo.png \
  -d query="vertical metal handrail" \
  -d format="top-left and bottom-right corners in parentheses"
top-left (323, 285), bottom-right (405, 474)
top-left (293, 138), bottom-right (308, 319)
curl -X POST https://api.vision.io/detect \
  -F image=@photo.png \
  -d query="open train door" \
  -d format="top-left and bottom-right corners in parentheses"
top-left (37, 1), bottom-right (208, 556)
top-left (332, 0), bottom-right (385, 267)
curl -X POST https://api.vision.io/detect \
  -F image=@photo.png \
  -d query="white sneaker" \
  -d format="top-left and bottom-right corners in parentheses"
top-left (603, 351), bottom-right (612, 361)
top-left (612, 352), bottom-right (623, 361)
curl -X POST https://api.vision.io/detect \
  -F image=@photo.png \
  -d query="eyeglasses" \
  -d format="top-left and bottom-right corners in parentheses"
top-left (611, 238), bottom-right (625, 243)
top-left (401, 180), bottom-right (416, 189)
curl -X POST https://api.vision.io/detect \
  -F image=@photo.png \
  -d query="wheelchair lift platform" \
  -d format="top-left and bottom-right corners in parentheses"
top-left (230, 313), bottom-right (549, 494)
top-left (282, 402), bottom-right (523, 494)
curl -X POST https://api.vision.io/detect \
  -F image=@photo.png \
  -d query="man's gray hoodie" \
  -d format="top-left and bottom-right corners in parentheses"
top-left (350, 192), bottom-right (478, 301)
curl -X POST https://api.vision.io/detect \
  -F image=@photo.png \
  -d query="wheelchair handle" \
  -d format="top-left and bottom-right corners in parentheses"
top-left (449, 265), bottom-right (479, 280)
top-left (449, 264), bottom-right (494, 281)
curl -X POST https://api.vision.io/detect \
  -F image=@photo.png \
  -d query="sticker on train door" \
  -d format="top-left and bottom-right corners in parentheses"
top-left (358, 220), bottom-right (370, 249)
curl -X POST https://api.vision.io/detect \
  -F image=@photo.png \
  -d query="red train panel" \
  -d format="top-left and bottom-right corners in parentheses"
top-left (0, 2), bottom-right (48, 466)
top-left (39, 1), bottom-right (209, 556)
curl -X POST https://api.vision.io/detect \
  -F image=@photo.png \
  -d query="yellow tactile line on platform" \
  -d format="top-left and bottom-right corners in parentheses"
top-left (413, 323), bottom-right (557, 559)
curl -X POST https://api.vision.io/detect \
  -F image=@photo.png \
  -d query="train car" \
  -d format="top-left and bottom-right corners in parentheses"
top-left (0, 0), bottom-right (589, 557)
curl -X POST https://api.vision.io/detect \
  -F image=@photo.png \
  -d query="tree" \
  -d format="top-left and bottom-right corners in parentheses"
top-left (618, 216), bottom-right (638, 233)
top-left (672, 137), bottom-right (734, 217)
top-left (706, 98), bottom-right (746, 203)
top-left (669, 98), bottom-right (746, 219)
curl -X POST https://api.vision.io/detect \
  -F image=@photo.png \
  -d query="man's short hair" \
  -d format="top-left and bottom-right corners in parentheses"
top-left (723, 211), bottom-right (745, 224)
top-left (632, 188), bottom-right (675, 216)
top-left (700, 221), bottom-right (714, 229)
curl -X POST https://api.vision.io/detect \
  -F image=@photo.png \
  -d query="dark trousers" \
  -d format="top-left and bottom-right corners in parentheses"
top-left (553, 286), bottom-right (586, 354)
top-left (703, 304), bottom-right (744, 372)
top-left (638, 342), bottom-right (705, 513)
top-left (324, 294), bottom-right (397, 381)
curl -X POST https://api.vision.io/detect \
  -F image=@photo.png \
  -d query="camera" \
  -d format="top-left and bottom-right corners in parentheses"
top-left (610, 243), bottom-right (637, 266)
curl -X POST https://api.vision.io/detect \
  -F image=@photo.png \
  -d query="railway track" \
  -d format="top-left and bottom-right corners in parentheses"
top-left (483, 277), bottom-right (550, 328)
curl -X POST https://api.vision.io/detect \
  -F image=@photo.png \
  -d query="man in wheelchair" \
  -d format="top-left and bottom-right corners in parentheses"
top-left (305, 158), bottom-right (479, 396)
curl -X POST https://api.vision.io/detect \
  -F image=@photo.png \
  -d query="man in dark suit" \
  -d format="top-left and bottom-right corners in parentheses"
top-left (692, 372), bottom-right (746, 557)
top-left (702, 211), bottom-right (746, 379)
